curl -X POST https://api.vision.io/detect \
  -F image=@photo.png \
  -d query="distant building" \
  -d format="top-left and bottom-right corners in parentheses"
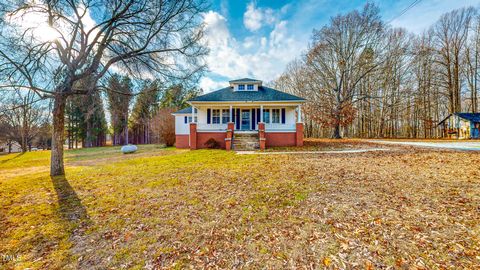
top-left (0, 141), bottom-right (22, 153)
top-left (438, 113), bottom-right (480, 139)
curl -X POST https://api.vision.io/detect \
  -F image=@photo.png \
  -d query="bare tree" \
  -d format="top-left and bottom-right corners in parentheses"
top-left (305, 3), bottom-right (385, 138)
top-left (150, 107), bottom-right (176, 146)
top-left (0, 0), bottom-right (207, 175)
top-left (433, 7), bottom-right (475, 114)
top-left (465, 13), bottom-right (480, 113)
top-left (0, 90), bottom-right (49, 152)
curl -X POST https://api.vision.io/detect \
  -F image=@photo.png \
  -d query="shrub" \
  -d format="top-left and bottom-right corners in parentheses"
top-left (150, 107), bottom-right (176, 146)
top-left (204, 138), bottom-right (220, 149)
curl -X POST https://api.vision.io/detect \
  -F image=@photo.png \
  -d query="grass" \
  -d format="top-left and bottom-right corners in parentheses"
top-left (0, 140), bottom-right (479, 269)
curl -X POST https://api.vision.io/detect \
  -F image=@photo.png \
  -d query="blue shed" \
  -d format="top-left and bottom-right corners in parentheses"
top-left (438, 113), bottom-right (480, 139)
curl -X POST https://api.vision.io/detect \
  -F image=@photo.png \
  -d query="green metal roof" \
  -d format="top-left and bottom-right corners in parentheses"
top-left (189, 86), bottom-right (305, 102)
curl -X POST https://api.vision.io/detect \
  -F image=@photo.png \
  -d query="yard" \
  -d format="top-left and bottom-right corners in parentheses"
top-left (0, 140), bottom-right (479, 269)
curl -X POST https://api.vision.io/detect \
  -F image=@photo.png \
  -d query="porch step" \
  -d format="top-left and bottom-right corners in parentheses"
top-left (234, 133), bottom-right (259, 150)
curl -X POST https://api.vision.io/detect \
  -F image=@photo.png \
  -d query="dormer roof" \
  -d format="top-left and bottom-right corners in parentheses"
top-left (229, 78), bottom-right (262, 86)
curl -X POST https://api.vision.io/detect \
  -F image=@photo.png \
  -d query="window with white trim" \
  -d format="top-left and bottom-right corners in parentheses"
top-left (188, 116), bottom-right (197, 123)
top-left (247, 84), bottom-right (254, 90)
top-left (222, 109), bottom-right (230, 123)
top-left (212, 109), bottom-right (220, 124)
top-left (238, 84), bottom-right (245, 90)
top-left (263, 109), bottom-right (270, 123)
top-left (272, 109), bottom-right (280, 123)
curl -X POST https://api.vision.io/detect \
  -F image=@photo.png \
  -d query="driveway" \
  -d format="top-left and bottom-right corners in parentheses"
top-left (371, 140), bottom-right (480, 151)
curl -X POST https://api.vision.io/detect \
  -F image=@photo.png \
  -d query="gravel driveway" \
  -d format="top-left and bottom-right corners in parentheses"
top-left (371, 140), bottom-right (480, 151)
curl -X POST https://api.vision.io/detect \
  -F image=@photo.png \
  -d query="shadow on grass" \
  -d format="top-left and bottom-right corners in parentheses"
top-left (0, 152), bottom-right (25, 165)
top-left (51, 175), bottom-right (90, 225)
top-left (50, 175), bottom-right (92, 267)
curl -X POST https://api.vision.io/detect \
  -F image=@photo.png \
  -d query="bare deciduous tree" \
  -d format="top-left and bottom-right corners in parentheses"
top-left (0, 0), bottom-right (207, 175)
top-left (305, 3), bottom-right (385, 138)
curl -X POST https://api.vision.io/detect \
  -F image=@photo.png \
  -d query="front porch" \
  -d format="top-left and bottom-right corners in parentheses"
top-left (186, 103), bottom-right (304, 150)
top-left (189, 104), bottom-right (302, 133)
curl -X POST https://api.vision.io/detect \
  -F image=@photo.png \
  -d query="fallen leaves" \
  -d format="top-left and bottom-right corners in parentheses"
top-left (1, 141), bottom-right (479, 269)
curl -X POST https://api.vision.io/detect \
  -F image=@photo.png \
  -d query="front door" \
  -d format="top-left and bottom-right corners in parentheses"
top-left (241, 109), bottom-right (250, 130)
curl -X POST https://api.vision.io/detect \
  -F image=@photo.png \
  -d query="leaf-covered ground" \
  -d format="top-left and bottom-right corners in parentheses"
top-left (0, 141), bottom-right (479, 269)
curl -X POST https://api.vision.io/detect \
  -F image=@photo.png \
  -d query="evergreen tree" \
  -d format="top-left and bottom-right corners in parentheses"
top-left (130, 81), bottom-right (160, 144)
top-left (106, 74), bottom-right (133, 145)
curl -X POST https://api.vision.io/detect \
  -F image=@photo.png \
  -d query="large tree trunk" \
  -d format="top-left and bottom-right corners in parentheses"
top-left (51, 95), bottom-right (66, 176)
top-left (332, 124), bottom-right (341, 139)
top-left (332, 90), bottom-right (342, 139)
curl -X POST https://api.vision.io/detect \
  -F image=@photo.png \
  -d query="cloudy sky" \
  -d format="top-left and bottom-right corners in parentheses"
top-left (199, 0), bottom-right (480, 92)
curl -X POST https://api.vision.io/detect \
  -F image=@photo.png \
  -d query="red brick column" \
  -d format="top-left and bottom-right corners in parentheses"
top-left (296, 122), bottom-right (304, 147)
top-left (225, 122), bottom-right (234, 151)
top-left (189, 123), bottom-right (197, 150)
top-left (258, 122), bottom-right (266, 150)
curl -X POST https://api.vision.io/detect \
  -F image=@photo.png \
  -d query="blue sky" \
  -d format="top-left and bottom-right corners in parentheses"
top-left (199, 0), bottom-right (480, 91)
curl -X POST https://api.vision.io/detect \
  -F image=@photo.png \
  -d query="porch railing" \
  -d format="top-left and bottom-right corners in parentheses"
top-left (197, 123), bottom-right (296, 131)
top-left (197, 123), bottom-right (227, 131)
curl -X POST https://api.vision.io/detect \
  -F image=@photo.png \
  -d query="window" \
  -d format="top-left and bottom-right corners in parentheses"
top-left (247, 84), bottom-right (254, 90)
top-left (263, 109), bottom-right (270, 123)
top-left (222, 109), bottom-right (230, 123)
top-left (188, 116), bottom-right (197, 123)
top-left (212, 109), bottom-right (220, 124)
top-left (238, 84), bottom-right (245, 90)
top-left (272, 109), bottom-right (280, 123)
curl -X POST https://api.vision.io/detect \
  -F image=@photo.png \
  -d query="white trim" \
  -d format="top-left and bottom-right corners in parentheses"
top-left (265, 130), bottom-right (297, 133)
top-left (297, 105), bottom-right (302, 122)
top-left (260, 105), bottom-right (263, 122)
top-left (188, 101), bottom-right (304, 106)
top-left (191, 106), bottom-right (195, 123)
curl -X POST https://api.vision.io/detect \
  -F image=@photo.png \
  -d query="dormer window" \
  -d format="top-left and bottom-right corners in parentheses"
top-left (238, 84), bottom-right (245, 90)
top-left (247, 84), bottom-right (254, 90)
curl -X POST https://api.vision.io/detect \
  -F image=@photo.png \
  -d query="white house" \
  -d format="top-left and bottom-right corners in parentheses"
top-left (172, 78), bottom-right (306, 150)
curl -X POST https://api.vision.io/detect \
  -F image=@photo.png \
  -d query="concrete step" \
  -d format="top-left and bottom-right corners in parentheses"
top-left (234, 142), bottom-right (259, 150)
top-left (235, 134), bottom-right (258, 138)
top-left (234, 133), bottom-right (259, 150)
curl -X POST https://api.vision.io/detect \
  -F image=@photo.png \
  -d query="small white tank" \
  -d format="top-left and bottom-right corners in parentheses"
top-left (121, 144), bottom-right (138, 154)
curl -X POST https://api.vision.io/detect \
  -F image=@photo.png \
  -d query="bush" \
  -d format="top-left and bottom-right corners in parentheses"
top-left (150, 108), bottom-right (176, 146)
top-left (204, 138), bottom-right (220, 149)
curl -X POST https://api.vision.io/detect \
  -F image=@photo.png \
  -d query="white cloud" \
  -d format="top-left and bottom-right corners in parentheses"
top-left (199, 77), bottom-right (226, 92)
top-left (201, 11), bottom-right (306, 92)
top-left (244, 2), bottom-right (264, 31)
top-left (243, 2), bottom-right (279, 32)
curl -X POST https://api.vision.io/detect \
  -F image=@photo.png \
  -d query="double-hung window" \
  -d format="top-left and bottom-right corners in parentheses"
top-left (271, 109), bottom-right (280, 123)
top-left (222, 109), bottom-right (230, 123)
top-left (187, 116), bottom-right (197, 123)
top-left (247, 84), bottom-right (254, 90)
top-left (263, 109), bottom-right (270, 123)
top-left (212, 109), bottom-right (220, 124)
top-left (238, 84), bottom-right (245, 90)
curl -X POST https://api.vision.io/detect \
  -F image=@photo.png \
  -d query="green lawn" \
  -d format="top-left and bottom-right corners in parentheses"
top-left (0, 141), bottom-right (479, 269)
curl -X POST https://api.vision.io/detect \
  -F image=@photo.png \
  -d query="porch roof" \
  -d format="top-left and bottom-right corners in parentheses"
top-left (437, 113), bottom-right (480, 126)
top-left (172, 107), bottom-right (197, 115)
top-left (188, 86), bottom-right (305, 103)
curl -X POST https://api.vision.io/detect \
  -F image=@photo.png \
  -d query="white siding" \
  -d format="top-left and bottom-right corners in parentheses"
top-left (175, 114), bottom-right (190, 135)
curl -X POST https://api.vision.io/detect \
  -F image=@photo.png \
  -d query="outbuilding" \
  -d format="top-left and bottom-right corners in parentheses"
top-left (438, 113), bottom-right (480, 139)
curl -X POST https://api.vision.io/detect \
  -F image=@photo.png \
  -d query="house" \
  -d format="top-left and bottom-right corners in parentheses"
top-left (0, 141), bottom-right (22, 153)
top-left (172, 78), bottom-right (306, 150)
top-left (438, 113), bottom-right (480, 139)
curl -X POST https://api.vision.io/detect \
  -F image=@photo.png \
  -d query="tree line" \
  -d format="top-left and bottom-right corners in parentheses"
top-left (273, 4), bottom-right (479, 138)
top-left (0, 74), bottom-right (199, 153)
top-left (0, 0), bottom-right (206, 175)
